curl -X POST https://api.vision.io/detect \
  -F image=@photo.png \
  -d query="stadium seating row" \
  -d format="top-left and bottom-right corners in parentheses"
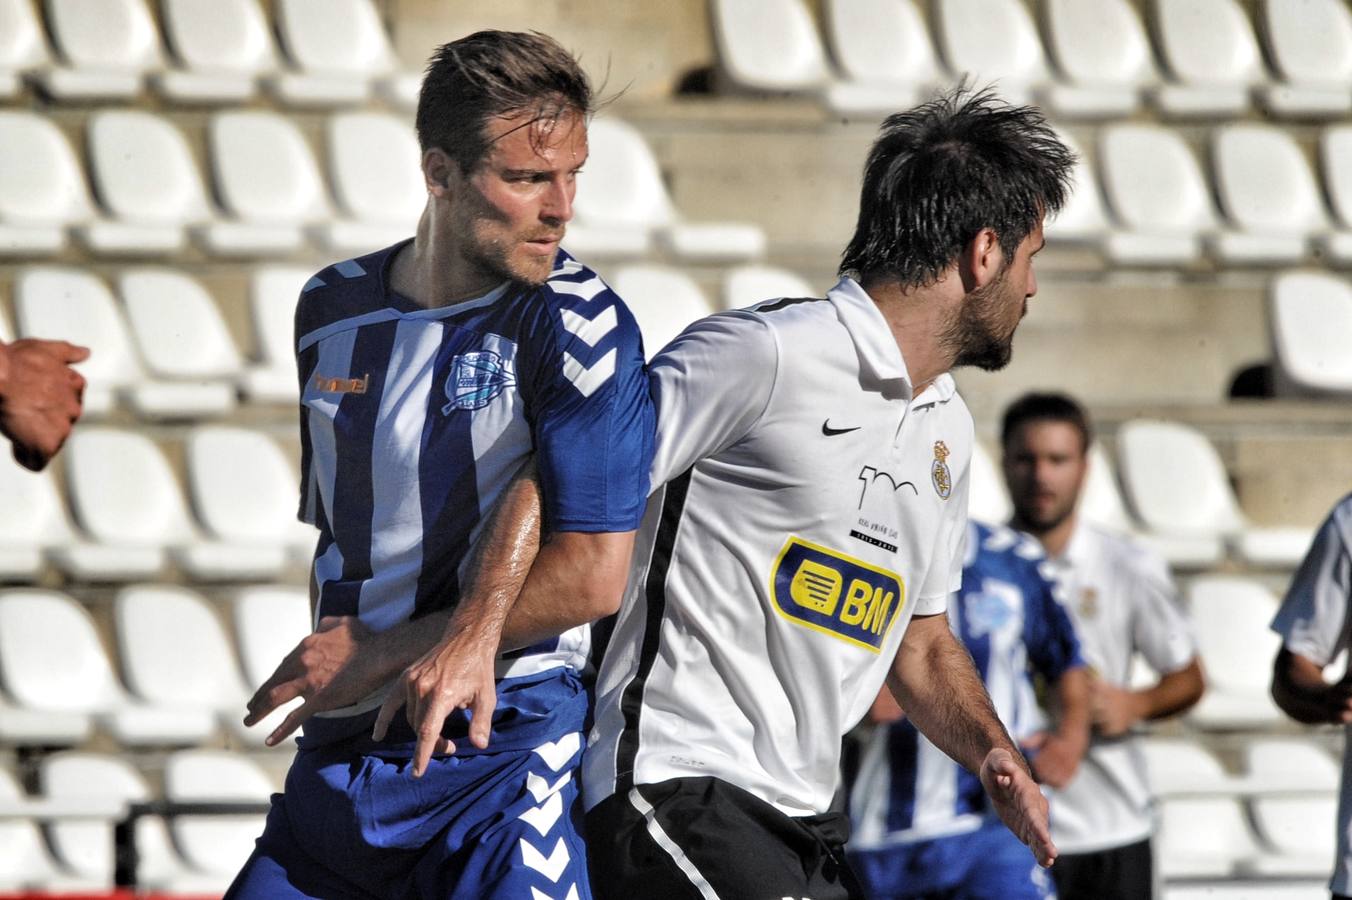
top-left (0, 109), bottom-right (766, 263)
top-left (0, 0), bottom-right (418, 107)
top-left (713, 0), bottom-right (1352, 121)
top-left (0, 584), bottom-right (309, 747)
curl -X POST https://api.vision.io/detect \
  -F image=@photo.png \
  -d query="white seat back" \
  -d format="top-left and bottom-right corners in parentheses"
top-left (1261, 0), bottom-right (1352, 87)
top-left (1099, 125), bottom-right (1216, 234)
top-left (1244, 738), bottom-right (1340, 791)
top-left (118, 269), bottom-right (242, 379)
top-left (934, 0), bottom-right (1048, 90)
top-left (825, 0), bottom-right (940, 85)
top-left (0, 455), bottom-right (76, 547)
top-left (186, 426), bottom-right (299, 543)
top-left (1213, 125), bottom-right (1326, 235)
top-left (1188, 576), bottom-right (1281, 695)
top-left (87, 111), bottom-right (210, 227)
top-left (1045, 0), bottom-right (1154, 88)
top-left (64, 428), bottom-right (195, 546)
top-left (0, 111), bottom-right (92, 226)
top-left (16, 267), bottom-right (142, 393)
top-left (233, 586), bottom-right (313, 688)
top-left (0, 0), bottom-right (50, 77)
top-left (208, 110), bottom-right (329, 225)
top-left (574, 117), bottom-right (676, 230)
top-left (44, 0), bottom-right (161, 74)
top-left (1116, 419), bottom-right (1244, 537)
top-left (0, 590), bottom-right (122, 712)
top-left (1141, 738), bottom-right (1232, 795)
top-left (1321, 126), bottom-right (1352, 228)
top-left (1045, 130), bottom-right (1109, 240)
top-left (1078, 442), bottom-right (1134, 533)
top-left (0, 767), bottom-right (62, 886)
top-left (115, 585), bottom-right (248, 708)
top-left (710, 0), bottom-right (829, 91)
top-left (1156, 796), bottom-right (1260, 877)
top-left (1154, 0), bottom-right (1265, 88)
top-left (1270, 271), bottom-right (1352, 393)
top-left (721, 265), bottom-right (813, 311)
top-left (275, 0), bottom-right (395, 77)
top-left (41, 753), bottom-right (151, 882)
top-left (968, 440), bottom-right (1012, 526)
top-left (161, 0), bottom-right (276, 76)
top-left (164, 750), bottom-right (271, 876)
top-left (610, 265), bottom-right (714, 360)
top-left (251, 266), bottom-right (309, 368)
top-left (327, 112), bottom-right (423, 225)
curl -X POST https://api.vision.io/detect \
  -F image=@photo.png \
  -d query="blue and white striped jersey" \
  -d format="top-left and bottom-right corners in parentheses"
top-left (849, 520), bottom-right (1084, 849)
top-left (294, 242), bottom-right (653, 735)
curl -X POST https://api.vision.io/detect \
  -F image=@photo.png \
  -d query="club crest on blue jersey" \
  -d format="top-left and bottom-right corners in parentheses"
top-left (963, 580), bottom-right (1017, 638)
top-left (443, 350), bottom-right (514, 413)
top-left (770, 537), bottom-right (906, 653)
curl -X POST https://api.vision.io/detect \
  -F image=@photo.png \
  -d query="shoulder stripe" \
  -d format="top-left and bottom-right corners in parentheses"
top-left (562, 347), bottom-right (616, 398)
top-left (616, 470), bottom-right (693, 793)
top-left (559, 304), bottom-right (618, 346)
top-left (297, 309), bottom-right (400, 352)
top-left (303, 275), bottom-right (326, 292)
top-left (551, 276), bottom-right (608, 302)
top-left (334, 260), bottom-right (367, 279)
top-left (552, 258), bottom-right (585, 278)
top-left (753, 295), bottom-right (827, 314)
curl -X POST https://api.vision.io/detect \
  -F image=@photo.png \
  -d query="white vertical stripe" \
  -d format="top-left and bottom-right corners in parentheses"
top-left (303, 327), bottom-right (357, 564)
top-left (847, 729), bottom-right (893, 848)
top-left (913, 735), bottom-right (957, 830)
top-left (359, 320), bottom-right (443, 631)
top-left (627, 787), bottom-right (723, 900)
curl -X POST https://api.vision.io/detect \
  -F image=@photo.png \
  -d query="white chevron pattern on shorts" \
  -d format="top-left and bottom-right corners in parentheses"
top-left (531, 884), bottom-right (580, 900)
top-left (519, 791), bottom-right (564, 836)
top-left (559, 304), bottom-right (618, 345)
top-left (533, 732), bottom-right (582, 772)
top-left (527, 771), bottom-right (572, 804)
top-left (561, 347), bottom-right (616, 398)
top-left (520, 837), bottom-right (569, 883)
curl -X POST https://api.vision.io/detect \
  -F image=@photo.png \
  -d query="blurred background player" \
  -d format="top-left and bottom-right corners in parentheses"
top-left (1270, 492), bottom-right (1352, 900)
top-left (1001, 392), bottom-right (1205, 900)
top-left (0, 337), bottom-right (88, 470)
top-left (229, 31), bottom-right (653, 900)
top-left (847, 518), bottom-right (1089, 900)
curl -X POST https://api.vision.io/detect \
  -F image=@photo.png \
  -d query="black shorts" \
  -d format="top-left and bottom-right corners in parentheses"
top-left (585, 776), bottom-right (864, 900)
top-left (1050, 838), bottom-right (1154, 900)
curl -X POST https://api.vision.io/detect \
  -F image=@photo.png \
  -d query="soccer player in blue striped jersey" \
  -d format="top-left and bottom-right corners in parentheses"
top-left (847, 520), bottom-right (1090, 899)
top-left (228, 32), bottom-right (653, 900)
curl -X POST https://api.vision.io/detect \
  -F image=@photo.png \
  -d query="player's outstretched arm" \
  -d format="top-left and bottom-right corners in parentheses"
top-left (1272, 647), bottom-right (1352, 725)
top-left (889, 612), bottom-right (1056, 867)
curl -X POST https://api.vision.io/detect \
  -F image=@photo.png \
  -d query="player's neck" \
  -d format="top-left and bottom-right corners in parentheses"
top-left (391, 209), bottom-right (501, 309)
top-left (863, 280), bottom-right (960, 394)
top-left (1014, 511), bottom-right (1077, 559)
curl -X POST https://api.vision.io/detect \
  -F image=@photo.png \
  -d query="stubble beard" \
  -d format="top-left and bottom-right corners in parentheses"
top-left (948, 275), bottom-right (1018, 372)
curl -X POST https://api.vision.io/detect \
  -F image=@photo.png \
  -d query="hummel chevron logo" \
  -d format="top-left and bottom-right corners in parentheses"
top-left (551, 276), bottom-right (608, 303)
top-left (559, 305), bottom-right (618, 346)
top-left (527, 771), bottom-right (572, 803)
top-left (519, 792), bottom-right (564, 836)
top-left (562, 348), bottom-right (616, 399)
top-left (533, 732), bottom-right (581, 772)
top-left (531, 885), bottom-right (580, 900)
top-left (822, 420), bottom-right (861, 436)
top-left (520, 837), bottom-right (569, 882)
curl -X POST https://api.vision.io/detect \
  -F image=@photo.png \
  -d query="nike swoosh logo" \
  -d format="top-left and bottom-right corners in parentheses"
top-left (822, 420), bottom-right (861, 436)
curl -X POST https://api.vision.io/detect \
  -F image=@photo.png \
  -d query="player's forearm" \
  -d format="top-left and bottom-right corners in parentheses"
top-left (889, 615), bottom-right (1027, 777)
top-left (1135, 658), bottom-right (1205, 721)
top-left (498, 529), bottom-right (634, 651)
top-left (1272, 649), bottom-right (1346, 724)
top-left (1051, 666), bottom-right (1091, 752)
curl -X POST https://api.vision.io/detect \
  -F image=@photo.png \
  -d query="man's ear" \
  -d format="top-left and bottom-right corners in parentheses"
top-left (958, 227), bottom-right (1003, 292)
top-left (422, 148), bottom-right (455, 198)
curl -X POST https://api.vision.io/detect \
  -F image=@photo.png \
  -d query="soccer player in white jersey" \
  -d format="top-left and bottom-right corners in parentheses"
top-left (1001, 393), bottom-right (1205, 900)
top-left (847, 519), bottom-right (1090, 899)
top-left (1270, 492), bottom-right (1352, 900)
top-left (380, 88), bottom-right (1077, 899)
top-left (228, 32), bottom-right (653, 900)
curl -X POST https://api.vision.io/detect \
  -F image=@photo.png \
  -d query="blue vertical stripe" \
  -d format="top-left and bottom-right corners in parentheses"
top-left (884, 724), bottom-right (920, 833)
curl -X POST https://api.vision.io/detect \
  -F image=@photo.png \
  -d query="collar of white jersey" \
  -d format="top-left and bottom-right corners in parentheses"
top-left (827, 276), bottom-right (957, 405)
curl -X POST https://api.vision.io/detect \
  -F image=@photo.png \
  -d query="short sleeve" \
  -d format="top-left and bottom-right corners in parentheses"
top-left (647, 312), bottom-right (779, 489)
top-left (913, 419), bottom-right (972, 615)
top-left (1024, 563), bottom-right (1085, 681)
top-left (530, 294), bottom-right (655, 534)
top-left (1129, 557), bottom-right (1197, 675)
top-left (1271, 499), bottom-right (1352, 667)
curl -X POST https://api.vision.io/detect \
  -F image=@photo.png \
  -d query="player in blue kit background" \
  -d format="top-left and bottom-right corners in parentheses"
top-left (847, 520), bottom-right (1090, 900)
top-left (229, 31), bottom-right (653, 900)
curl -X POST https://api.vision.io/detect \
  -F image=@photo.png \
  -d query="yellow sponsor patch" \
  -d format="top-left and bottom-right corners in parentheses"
top-left (770, 537), bottom-right (906, 653)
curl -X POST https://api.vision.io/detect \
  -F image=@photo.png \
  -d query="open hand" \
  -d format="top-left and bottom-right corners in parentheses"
top-left (981, 747), bottom-right (1057, 868)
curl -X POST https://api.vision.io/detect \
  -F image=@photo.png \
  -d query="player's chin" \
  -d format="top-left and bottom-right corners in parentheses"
top-left (509, 250), bottom-right (558, 286)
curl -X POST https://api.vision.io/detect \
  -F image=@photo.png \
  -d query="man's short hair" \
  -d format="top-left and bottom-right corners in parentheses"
top-left (839, 86), bottom-right (1075, 288)
top-left (416, 30), bottom-right (593, 173)
top-left (1000, 392), bottom-right (1094, 454)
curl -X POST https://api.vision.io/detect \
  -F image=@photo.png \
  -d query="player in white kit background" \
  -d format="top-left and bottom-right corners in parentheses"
top-left (381, 87), bottom-right (1077, 900)
top-left (1271, 492), bottom-right (1352, 900)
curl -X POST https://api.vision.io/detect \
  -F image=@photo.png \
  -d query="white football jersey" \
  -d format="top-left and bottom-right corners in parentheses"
top-left (584, 277), bottom-right (973, 817)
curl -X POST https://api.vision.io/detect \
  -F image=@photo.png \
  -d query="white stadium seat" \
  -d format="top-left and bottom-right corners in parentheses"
top-left (200, 110), bottom-right (330, 257)
top-left (82, 110), bottom-right (215, 256)
top-left (1098, 124), bottom-right (1216, 266)
top-left (1041, 0), bottom-right (1155, 119)
top-left (709, 0), bottom-right (830, 93)
top-left (821, 0), bottom-right (937, 115)
top-left (1243, 738), bottom-right (1340, 793)
top-left (233, 586), bottom-right (313, 739)
top-left (1116, 419), bottom-right (1313, 567)
top-left (1258, 0), bottom-right (1352, 119)
top-left (1152, 0), bottom-right (1267, 118)
top-left (933, 0), bottom-right (1049, 106)
top-left (0, 455), bottom-right (78, 581)
top-left (1210, 124), bottom-right (1326, 265)
top-left (0, 766), bottom-right (70, 891)
top-left (156, 0), bottom-right (277, 104)
top-left (1243, 739), bottom-right (1340, 877)
top-left (610, 265), bottom-right (716, 359)
top-left (967, 440), bottom-right (1012, 526)
top-left (0, 0), bottom-right (50, 97)
top-left (117, 269), bottom-right (241, 418)
top-left (1043, 130), bottom-right (1110, 246)
top-left (721, 264), bottom-right (814, 311)
top-left (1185, 576), bottom-right (1283, 728)
top-left (571, 117), bottom-right (765, 262)
top-left (1156, 795), bottom-right (1266, 878)
top-left (1269, 271), bottom-right (1352, 395)
top-left (271, 0), bottom-right (418, 108)
top-left (163, 751), bottom-right (273, 877)
top-left (322, 111), bottom-right (423, 255)
top-left (243, 266), bottom-right (309, 404)
top-left (1078, 443), bottom-right (1136, 536)
top-left (1319, 126), bottom-right (1352, 265)
top-left (0, 111), bottom-right (92, 256)
top-left (1141, 738), bottom-right (1239, 797)
top-left (37, 0), bottom-right (161, 100)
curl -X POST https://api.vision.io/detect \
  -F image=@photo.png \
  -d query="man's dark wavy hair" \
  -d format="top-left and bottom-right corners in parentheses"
top-left (416, 30), bottom-right (593, 173)
top-left (1000, 392), bottom-right (1094, 455)
top-left (839, 86), bottom-right (1075, 288)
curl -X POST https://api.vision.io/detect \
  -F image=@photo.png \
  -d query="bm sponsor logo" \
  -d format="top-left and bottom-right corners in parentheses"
top-left (769, 537), bottom-right (905, 653)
